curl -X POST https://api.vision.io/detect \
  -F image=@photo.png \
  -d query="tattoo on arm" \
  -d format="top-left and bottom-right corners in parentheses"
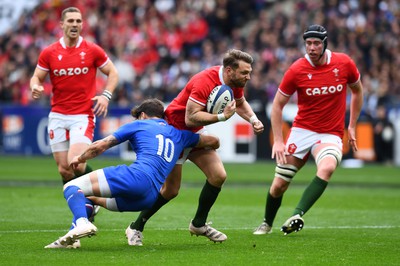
top-left (80, 136), bottom-right (119, 161)
top-left (105, 136), bottom-right (119, 148)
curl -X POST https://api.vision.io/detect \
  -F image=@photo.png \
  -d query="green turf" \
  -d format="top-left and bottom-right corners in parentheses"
top-left (0, 156), bottom-right (399, 265)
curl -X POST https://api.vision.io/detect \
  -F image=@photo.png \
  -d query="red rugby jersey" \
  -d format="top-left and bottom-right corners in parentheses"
top-left (278, 50), bottom-right (360, 138)
top-left (165, 66), bottom-right (244, 132)
top-left (37, 36), bottom-right (109, 115)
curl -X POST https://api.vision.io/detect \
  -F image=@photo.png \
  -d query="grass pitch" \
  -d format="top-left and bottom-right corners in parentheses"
top-left (0, 156), bottom-right (399, 265)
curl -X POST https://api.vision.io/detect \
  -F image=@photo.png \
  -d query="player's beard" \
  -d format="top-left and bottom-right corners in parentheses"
top-left (230, 74), bottom-right (247, 88)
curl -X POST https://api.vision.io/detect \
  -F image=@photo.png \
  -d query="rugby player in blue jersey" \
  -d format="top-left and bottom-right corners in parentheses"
top-left (45, 98), bottom-right (220, 249)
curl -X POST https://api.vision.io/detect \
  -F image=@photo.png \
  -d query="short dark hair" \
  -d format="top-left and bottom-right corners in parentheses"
top-left (130, 98), bottom-right (165, 119)
top-left (61, 7), bottom-right (81, 21)
top-left (222, 49), bottom-right (253, 70)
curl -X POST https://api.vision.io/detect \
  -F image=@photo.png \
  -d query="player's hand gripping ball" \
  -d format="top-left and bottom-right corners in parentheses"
top-left (206, 85), bottom-right (233, 114)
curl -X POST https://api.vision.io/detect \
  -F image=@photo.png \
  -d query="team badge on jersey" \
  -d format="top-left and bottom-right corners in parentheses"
top-left (288, 143), bottom-right (297, 154)
top-left (80, 52), bottom-right (86, 61)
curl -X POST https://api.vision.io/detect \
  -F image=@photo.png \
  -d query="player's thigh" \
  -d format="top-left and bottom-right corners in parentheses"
top-left (163, 164), bottom-right (183, 189)
top-left (160, 165), bottom-right (183, 199)
top-left (189, 149), bottom-right (226, 186)
top-left (64, 171), bottom-right (98, 196)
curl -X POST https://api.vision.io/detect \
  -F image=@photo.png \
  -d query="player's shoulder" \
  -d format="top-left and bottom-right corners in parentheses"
top-left (42, 40), bottom-right (61, 52)
top-left (291, 57), bottom-right (308, 67)
top-left (80, 38), bottom-right (101, 49)
top-left (287, 57), bottom-right (307, 72)
top-left (193, 65), bottom-right (220, 78)
top-left (330, 51), bottom-right (353, 62)
top-left (189, 66), bottom-right (220, 86)
top-left (39, 41), bottom-right (62, 59)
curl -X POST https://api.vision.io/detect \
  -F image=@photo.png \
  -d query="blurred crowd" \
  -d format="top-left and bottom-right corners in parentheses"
top-left (1, 0), bottom-right (400, 117)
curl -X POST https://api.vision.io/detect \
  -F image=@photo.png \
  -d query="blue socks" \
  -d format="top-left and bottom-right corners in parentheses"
top-left (64, 185), bottom-right (89, 225)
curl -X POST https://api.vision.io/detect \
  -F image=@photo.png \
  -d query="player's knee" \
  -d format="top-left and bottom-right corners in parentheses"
top-left (269, 179), bottom-right (289, 197)
top-left (316, 160), bottom-right (337, 178)
top-left (207, 171), bottom-right (226, 187)
top-left (160, 183), bottom-right (180, 200)
top-left (58, 166), bottom-right (74, 182)
top-left (73, 164), bottom-right (86, 177)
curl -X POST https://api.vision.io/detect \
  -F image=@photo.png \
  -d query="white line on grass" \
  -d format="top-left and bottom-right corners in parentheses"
top-left (1, 225), bottom-right (398, 234)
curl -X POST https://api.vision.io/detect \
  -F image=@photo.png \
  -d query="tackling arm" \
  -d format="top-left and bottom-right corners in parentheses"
top-left (196, 134), bottom-right (220, 150)
top-left (70, 135), bottom-right (119, 169)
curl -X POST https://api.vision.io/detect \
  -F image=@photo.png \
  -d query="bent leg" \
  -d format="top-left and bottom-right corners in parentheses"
top-left (189, 149), bottom-right (226, 227)
top-left (265, 156), bottom-right (304, 225)
top-left (69, 142), bottom-right (91, 177)
top-left (53, 150), bottom-right (75, 183)
top-left (292, 143), bottom-right (341, 216)
top-left (63, 169), bottom-right (109, 221)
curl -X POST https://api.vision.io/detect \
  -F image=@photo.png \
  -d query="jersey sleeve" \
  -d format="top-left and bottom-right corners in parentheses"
top-left (188, 76), bottom-right (214, 106)
top-left (91, 43), bottom-right (110, 69)
top-left (181, 130), bottom-right (200, 148)
top-left (346, 56), bottom-right (360, 85)
top-left (112, 122), bottom-right (137, 143)
top-left (278, 67), bottom-right (297, 96)
top-left (37, 48), bottom-right (50, 71)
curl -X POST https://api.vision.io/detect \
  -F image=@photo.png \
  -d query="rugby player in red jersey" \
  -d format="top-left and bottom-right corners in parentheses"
top-left (30, 7), bottom-right (118, 248)
top-left (126, 49), bottom-right (264, 245)
top-left (253, 25), bottom-right (363, 235)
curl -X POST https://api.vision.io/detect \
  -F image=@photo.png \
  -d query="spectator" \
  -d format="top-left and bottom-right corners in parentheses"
top-left (373, 105), bottom-right (395, 164)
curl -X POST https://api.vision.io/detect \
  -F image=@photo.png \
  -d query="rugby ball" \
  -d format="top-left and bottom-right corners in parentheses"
top-left (206, 85), bottom-right (233, 114)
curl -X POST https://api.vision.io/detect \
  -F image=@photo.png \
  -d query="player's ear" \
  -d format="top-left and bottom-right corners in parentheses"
top-left (138, 112), bottom-right (147, 120)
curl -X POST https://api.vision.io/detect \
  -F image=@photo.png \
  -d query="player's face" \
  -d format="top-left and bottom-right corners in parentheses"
top-left (227, 60), bottom-right (252, 88)
top-left (305, 38), bottom-right (324, 61)
top-left (61, 12), bottom-right (83, 40)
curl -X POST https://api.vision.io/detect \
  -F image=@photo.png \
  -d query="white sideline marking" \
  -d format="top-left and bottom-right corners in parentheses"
top-left (0, 225), bottom-right (398, 234)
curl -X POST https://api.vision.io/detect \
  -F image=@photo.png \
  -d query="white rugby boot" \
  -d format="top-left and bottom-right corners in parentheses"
top-left (281, 214), bottom-right (304, 235)
top-left (253, 222), bottom-right (272, 235)
top-left (59, 218), bottom-right (97, 245)
top-left (125, 226), bottom-right (143, 246)
top-left (44, 239), bottom-right (81, 249)
top-left (189, 220), bottom-right (227, 243)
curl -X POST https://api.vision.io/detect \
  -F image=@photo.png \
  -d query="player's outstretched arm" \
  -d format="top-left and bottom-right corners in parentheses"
top-left (70, 135), bottom-right (119, 169)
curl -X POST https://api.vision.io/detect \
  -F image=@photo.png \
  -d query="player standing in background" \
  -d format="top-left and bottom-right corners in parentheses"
top-left (30, 7), bottom-right (118, 220)
top-left (253, 25), bottom-right (363, 235)
top-left (126, 49), bottom-right (264, 246)
top-left (44, 99), bottom-right (220, 248)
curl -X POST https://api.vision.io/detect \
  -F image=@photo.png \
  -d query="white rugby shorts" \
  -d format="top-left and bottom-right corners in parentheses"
top-left (285, 127), bottom-right (343, 160)
top-left (48, 112), bottom-right (95, 152)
